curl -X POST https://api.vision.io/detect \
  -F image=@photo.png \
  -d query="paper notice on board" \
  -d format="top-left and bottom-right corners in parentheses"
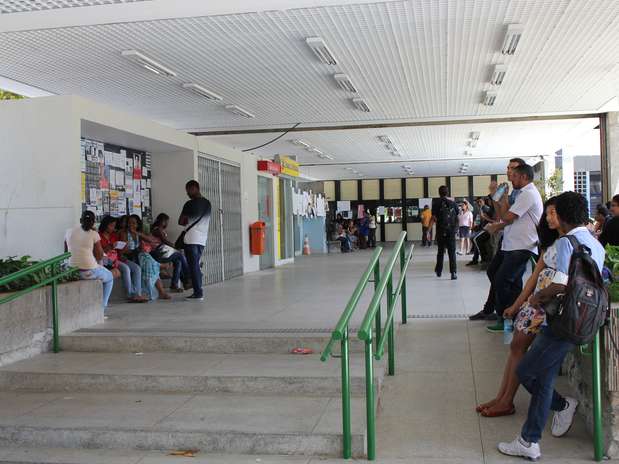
top-left (418, 198), bottom-right (432, 210)
top-left (146, 179), bottom-right (151, 188)
top-left (116, 170), bottom-right (124, 188)
top-left (336, 201), bottom-right (351, 213)
top-left (81, 174), bottom-right (86, 202)
top-left (377, 206), bottom-right (386, 215)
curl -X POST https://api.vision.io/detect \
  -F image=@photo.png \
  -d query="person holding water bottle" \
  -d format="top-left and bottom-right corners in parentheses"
top-left (476, 197), bottom-right (560, 418)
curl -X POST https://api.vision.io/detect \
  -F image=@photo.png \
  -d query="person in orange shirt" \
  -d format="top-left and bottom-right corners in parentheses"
top-left (421, 205), bottom-right (433, 246)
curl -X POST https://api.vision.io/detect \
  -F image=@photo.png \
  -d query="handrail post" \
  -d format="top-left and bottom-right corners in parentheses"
top-left (364, 329), bottom-right (376, 461)
top-left (592, 330), bottom-right (604, 461)
top-left (386, 274), bottom-right (395, 376)
top-left (399, 246), bottom-right (408, 324)
top-left (373, 260), bottom-right (381, 348)
top-left (340, 326), bottom-right (352, 459)
top-left (51, 278), bottom-right (60, 353)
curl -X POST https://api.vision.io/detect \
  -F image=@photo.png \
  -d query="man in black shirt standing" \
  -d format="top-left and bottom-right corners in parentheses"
top-left (430, 185), bottom-right (459, 280)
top-left (599, 194), bottom-right (619, 247)
top-left (178, 180), bottom-right (212, 301)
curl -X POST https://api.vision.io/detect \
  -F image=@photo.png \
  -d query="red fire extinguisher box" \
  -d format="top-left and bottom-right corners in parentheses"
top-left (250, 221), bottom-right (266, 255)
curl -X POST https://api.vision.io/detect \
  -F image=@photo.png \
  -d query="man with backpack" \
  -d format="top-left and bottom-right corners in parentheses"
top-left (430, 185), bottom-right (459, 280)
top-left (498, 191), bottom-right (607, 461)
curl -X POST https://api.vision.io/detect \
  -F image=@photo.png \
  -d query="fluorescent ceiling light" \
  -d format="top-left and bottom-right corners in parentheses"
top-left (305, 37), bottom-right (337, 65)
top-left (121, 50), bottom-right (177, 77)
top-left (318, 154), bottom-right (334, 160)
top-left (290, 139), bottom-right (310, 148)
top-left (307, 147), bottom-right (323, 155)
top-left (490, 64), bottom-right (507, 86)
top-left (483, 90), bottom-right (497, 106)
top-left (467, 140), bottom-right (477, 148)
top-left (333, 74), bottom-right (358, 93)
top-left (464, 150), bottom-right (473, 157)
top-left (469, 131), bottom-right (480, 141)
top-left (501, 24), bottom-right (524, 55)
top-left (225, 104), bottom-right (255, 119)
top-left (377, 135), bottom-right (392, 144)
top-left (181, 83), bottom-right (223, 102)
top-left (352, 98), bottom-right (371, 112)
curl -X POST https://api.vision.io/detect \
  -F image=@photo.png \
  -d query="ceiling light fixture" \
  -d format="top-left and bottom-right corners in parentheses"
top-left (469, 131), bottom-right (480, 141)
top-left (377, 135), bottom-right (392, 144)
top-left (490, 64), bottom-right (507, 86)
top-left (483, 90), bottom-right (497, 106)
top-left (225, 105), bottom-right (255, 119)
top-left (467, 140), bottom-right (477, 148)
top-left (121, 50), bottom-right (177, 77)
top-left (501, 24), bottom-right (524, 55)
top-left (181, 83), bottom-right (223, 102)
top-left (290, 139), bottom-right (310, 148)
top-left (307, 147), bottom-right (324, 155)
top-left (333, 74), bottom-right (358, 93)
top-left (352, 98), bottom-right (371, 112)
top-left (305, 37), bottom-right (337, 65)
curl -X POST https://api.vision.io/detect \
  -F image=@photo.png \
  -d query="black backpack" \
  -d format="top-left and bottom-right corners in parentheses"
top-left (437, 199), bottom-right (457, 236)
top-left (550, 235), bottom-right (609, 345)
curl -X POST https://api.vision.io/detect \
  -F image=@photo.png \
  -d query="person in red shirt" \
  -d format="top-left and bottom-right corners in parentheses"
top-left (98, 215), bottom-right (147, 302)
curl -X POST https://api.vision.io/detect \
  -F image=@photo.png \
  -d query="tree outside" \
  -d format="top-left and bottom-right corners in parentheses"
top-left (534, 168), bottom-right (564, 201)
top-left (0, 89), bottom-right (24, 100)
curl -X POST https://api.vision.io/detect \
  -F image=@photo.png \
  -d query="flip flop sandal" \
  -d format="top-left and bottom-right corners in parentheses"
top-left (481, 405), bottom-right (516, 417)
top-left (290, 348), bottom-right (314, 355)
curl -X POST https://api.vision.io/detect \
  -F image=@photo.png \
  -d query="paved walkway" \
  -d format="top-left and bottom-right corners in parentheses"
top-left (0, 246), bottom-right (596, 463)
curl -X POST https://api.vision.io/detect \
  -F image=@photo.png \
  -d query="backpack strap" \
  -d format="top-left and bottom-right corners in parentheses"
top-left (564, 234), bottom-right (591, 256)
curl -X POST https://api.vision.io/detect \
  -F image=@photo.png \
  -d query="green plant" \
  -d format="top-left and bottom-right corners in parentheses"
top-left (0, 89), bottom-right (24, 100)
top-left (0, 256), bottom-right (78, 293)
top-left (605, 245), bottom-right (619, 303)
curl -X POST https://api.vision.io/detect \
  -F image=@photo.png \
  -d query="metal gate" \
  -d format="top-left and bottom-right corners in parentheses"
top-left (197, 155), bottom-right (243, 285)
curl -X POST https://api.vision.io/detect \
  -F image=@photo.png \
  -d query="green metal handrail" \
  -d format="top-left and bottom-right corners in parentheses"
top-left (321, 231), bottom-right (413, 460)
top-left (0, 252), bottom-right (74, 353)
top-left (580, 329), bottom-right (605, 461)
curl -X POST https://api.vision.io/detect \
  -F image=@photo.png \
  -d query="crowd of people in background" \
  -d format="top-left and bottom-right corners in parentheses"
top-left (332, 210), bottom-right (378, 252)
top-left (64, 180), bottom-right (212, 312)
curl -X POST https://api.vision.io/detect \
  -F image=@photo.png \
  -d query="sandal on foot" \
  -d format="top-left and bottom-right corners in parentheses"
top-left (481, 405), bottom-right (516, 417)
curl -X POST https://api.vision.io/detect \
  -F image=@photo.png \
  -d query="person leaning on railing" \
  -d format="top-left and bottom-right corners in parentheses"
top-left (64, 210), bottom-right (114, 311)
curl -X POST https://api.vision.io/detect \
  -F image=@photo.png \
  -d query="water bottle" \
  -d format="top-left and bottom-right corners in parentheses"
top-left (492, 182), bottom-right (509, 202)
top-left (503, 318), bottom-right (514, 345)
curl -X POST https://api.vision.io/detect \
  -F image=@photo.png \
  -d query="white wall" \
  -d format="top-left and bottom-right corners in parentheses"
top-left (197, 137), bottom-right (260, 274)
top-left (0, 96), bottom-right (81, 259)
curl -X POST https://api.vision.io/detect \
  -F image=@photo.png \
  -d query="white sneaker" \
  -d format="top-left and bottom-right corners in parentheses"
top-left (498, 436), bottom-right (541, 461)
top-left (551, 396), bottom-right (579, 437)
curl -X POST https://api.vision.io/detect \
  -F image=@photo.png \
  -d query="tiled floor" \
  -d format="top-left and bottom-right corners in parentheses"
top-left (0, 245), bottom-right (597, 463)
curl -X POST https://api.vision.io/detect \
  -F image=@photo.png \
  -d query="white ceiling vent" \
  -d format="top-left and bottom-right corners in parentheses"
top-left (501, 24), bottom-right (524, 55)
top-left (181, 83), bottom-right (222, 102)
top-left (490, 64), bottom-right (507, 86)
top-left (352, 97), bottom-right (370, 112)
top-left (333, 74), bottom-right (358, 93)
top-left (483, 90), bottom-right (497, 106)
top-left (305, 37), bottom-right (337, 65)
top-left (121, 50), bottom-right (176, 77)
top-left (225, 104), bottom-right (255, 119)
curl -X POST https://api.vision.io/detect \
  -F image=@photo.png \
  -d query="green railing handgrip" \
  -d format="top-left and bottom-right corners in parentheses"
top-left (592, 331), bottom-right (604, 461)
top-left (0, 252), bottom-right (71, 287)
top-left (320, 337), bottom-right (337, 362)
top-left (320, 247), bottom-right (383, 361)
top-left (358, 232), bottom-right (407, 341)
top-left (0, 267), bottom-right (76, 306)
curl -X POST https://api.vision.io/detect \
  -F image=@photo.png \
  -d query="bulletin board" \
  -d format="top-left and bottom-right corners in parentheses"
top-left (81, 138), bottom-right (152, 222)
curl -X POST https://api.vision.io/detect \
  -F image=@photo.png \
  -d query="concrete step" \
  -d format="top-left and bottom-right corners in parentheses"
top-left (0, 391), bottom-right (367, 457)
top-left (0, 352), bottom-right (383, 396)
top-left (0, 447), bottom-right (316, 464)
top-left (61, 330), bottom-right (366, 354)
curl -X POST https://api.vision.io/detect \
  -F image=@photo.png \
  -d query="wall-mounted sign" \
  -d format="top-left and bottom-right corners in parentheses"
top-left (275, 155), bottom-right (300, 177)
top-left (257, 160), bottom-right (281, 176)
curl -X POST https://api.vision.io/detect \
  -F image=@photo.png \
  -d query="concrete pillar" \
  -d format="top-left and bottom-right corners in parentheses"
top-left (607, 112), bottom-right (619, 197)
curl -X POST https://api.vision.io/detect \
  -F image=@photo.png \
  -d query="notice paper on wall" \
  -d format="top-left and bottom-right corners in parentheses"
top-left (419, 198), bottom-right (432, 210)
top-left (336, 201), bottom-right (351, 213)
top-left (377, 206), bottom-right (386, 216)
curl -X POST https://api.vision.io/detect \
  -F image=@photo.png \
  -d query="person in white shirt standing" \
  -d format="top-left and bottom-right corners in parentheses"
top-left (484, 164), bottom-right (543, 333)
top-left (64, 210), bottom-right (114, 311)
top-left (457, 201), bottom-right (474, 255)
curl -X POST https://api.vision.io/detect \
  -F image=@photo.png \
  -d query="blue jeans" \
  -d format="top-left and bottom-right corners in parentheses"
top-left (517, 329), bottom-right (574, 443)
top-left (492, 249), bottom-right (534, 318)
top-left (158, 252), bottom-right (189, 288)
top-left (79, 266), bottom-right (114, 309)
top-left (117, 260), bottom-right (142, 298)
top-left (184, 244), bottom-right (204, 297)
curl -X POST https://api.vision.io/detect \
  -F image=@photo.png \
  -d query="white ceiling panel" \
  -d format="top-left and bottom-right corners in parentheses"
top-left (208, 117), bottom-right (600, 179)
top-left (0, 0), bottom-right (618, 132)
top-left (0, 0), bottom-right (150, 14)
